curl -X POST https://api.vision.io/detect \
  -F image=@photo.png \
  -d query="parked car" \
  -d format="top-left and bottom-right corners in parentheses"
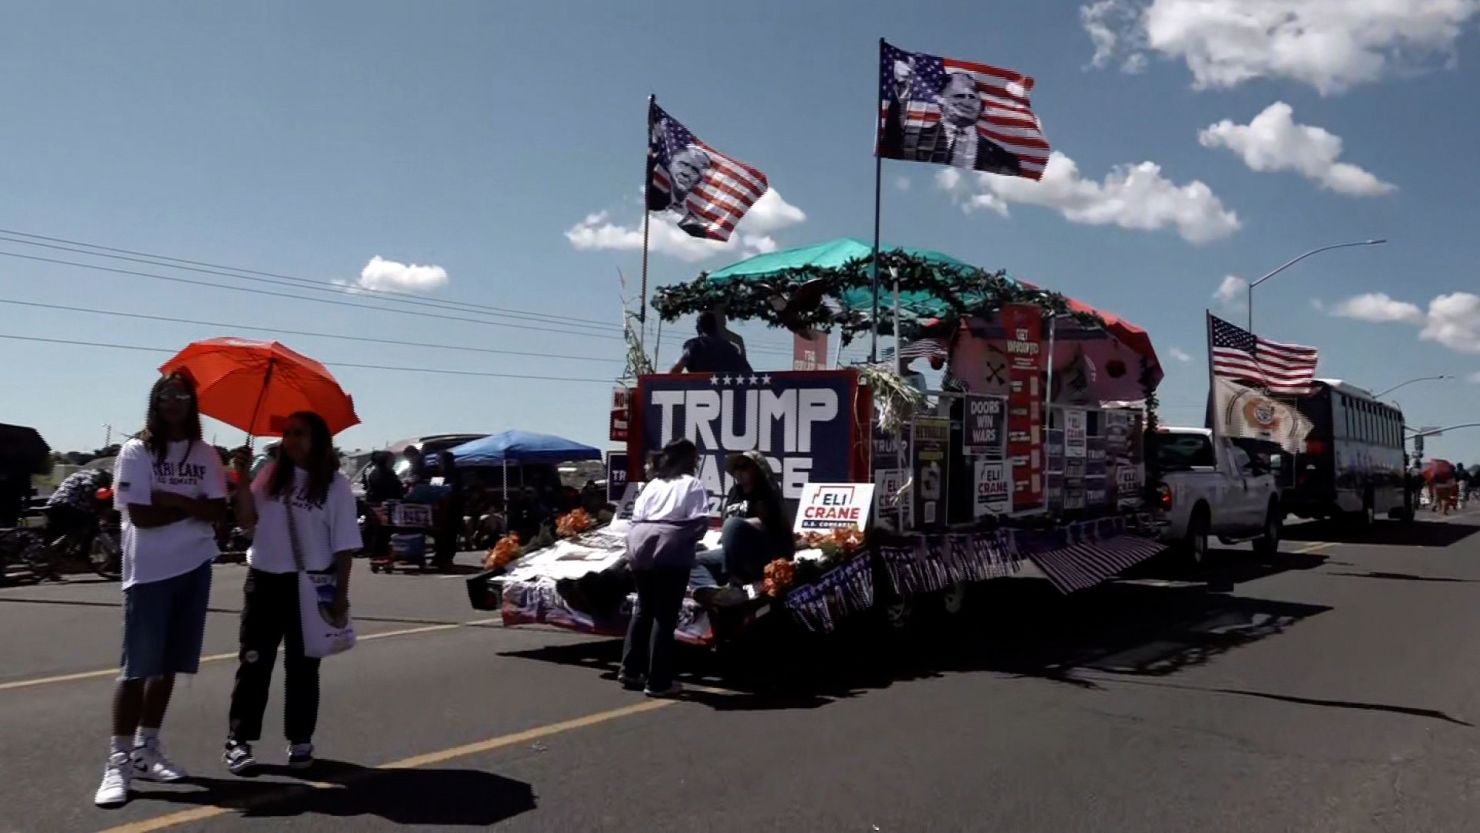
top-left (1151, 427), bottom-right (1282, 566)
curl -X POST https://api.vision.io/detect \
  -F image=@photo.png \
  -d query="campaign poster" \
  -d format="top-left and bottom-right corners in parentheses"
top-left (1064, 408), bottom-right (1087, 459)
top-left (973, 458), bottom-right (1010, 518)
top-left (1045, 424), bottom-right (1065, 513)
top-left (795, 482), bottom-right (875, 533)
top-left (873, 466), bottom-right (911, 528)
top-left (964, 395), bottom-right (1008, 458)
top-left (1085, 415), bottom-right (1108, 509)
top-left (636, 371), bottom-right (866, 518)
top-left (1000, 304), bottom-right (1044, 511)
top-left (792, 332), bottom-right (829, 371)
top-left (912, 416), bottom-right (950, 530)
top-left (606, 452), bottom-right (629, 504)
top-left (609, 387), bottom-right (632, 443)
top-left (1105, 409), bottom-right (1145, 509)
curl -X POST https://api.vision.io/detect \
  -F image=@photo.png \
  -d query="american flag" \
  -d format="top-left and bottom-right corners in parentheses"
top-left (882, 337), bottom-right (950, 363)
top-left (877, 40), bottom-right (1049, 180)
top-left (646, 100), bottom-right (768, 242)
top-left (1209, 313), bottom-right (1319, 395)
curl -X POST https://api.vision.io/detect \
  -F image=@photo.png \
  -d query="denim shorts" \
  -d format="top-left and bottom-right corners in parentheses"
top-left (121, 561), bottom-right (213, 679)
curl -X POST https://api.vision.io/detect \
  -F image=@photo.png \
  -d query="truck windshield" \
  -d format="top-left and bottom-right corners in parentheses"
top-left (1155, 433), bottom-right (1216, 469)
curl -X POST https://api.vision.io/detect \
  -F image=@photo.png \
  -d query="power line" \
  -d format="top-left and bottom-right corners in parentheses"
top-left (0, 228), bottom-right (617, 329)
top-left (0, 233), bottom-right (618, 335)
top-left (1, 247), bottom-right (801, 358)
top-left (0, 297), bottom-right (624, 364)
top-left (0, 249), bottom-right (626, 342)
top-left (0, 333), bottom-right (617, 384)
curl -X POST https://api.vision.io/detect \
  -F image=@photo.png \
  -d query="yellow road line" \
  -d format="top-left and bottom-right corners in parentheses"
top-left (0, 623), bottom-right (459, 693)
top-left (94, 699), bottom-right (674, 833)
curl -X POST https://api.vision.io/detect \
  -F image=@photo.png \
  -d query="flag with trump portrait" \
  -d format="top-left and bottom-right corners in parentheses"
top-left (646, 99), bottom-right (769, 242)
top-left (876, 40), bottom-right (1049, 180)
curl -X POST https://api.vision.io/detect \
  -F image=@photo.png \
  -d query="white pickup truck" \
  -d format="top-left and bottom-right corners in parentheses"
top-left (1152, 427), bottom-right (1282, 565)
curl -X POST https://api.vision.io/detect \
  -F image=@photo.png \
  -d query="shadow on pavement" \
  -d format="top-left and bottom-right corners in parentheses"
top-left (502, 555), bottom-right (1332, 711)
top-left (136, 760), bottom-right (535, 826)
top-left (1281, 518), bottom-right (1478, 547)
top-left (1098, 678), bottom-right (1472, 727)
top-left (1328, 570), bottom-right (1480, 584)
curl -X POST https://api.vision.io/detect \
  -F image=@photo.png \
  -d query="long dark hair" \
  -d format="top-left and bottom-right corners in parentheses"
top-left (654, 439), bottom-right (698, 481)
top-left (141, 372), bottom-right (202, 464)
top-left (268, 411), bottom-right (339, 506)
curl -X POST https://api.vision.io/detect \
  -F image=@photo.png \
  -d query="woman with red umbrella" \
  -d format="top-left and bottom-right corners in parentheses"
top-left (223, 411), bottom-right (361, 774)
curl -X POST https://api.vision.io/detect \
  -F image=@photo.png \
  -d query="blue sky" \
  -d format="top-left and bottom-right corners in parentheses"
top-left (3, 1), bottom-right (1479, 461)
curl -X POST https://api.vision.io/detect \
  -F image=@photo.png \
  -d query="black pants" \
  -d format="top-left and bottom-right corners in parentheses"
top-left (620, 567), bottom-right (689, 690)
top-left (227, 569), bottom-right (321, 745)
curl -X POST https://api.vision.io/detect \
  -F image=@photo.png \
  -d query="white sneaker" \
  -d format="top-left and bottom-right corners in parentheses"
top-left (94, 752), bottom-right (131, 807)
top-left (131, 739), bottom-right (189, 782)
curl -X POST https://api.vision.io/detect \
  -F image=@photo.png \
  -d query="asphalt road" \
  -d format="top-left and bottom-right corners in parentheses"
top-left (5, 512), bottom-right (1480, 833)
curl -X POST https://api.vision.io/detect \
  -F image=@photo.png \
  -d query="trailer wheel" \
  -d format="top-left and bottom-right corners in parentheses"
top-left (942, 582), bottom-right (968, 616)
top-left (884, 596), bottom-right (914, 631)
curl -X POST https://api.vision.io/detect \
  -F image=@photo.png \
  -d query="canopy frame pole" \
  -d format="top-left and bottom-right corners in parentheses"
top-left (640, 94), bottom-right (655, 357)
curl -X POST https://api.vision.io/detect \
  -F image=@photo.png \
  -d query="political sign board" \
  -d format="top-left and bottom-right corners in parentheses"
top-left (794, 482), bottom-right (875, 533)
top-left (606, 452), bottom-right (629, 503)
top-left (634, 371), bottom-right (868, 517)
top-left (965, 395), bottom-right (1008, 458)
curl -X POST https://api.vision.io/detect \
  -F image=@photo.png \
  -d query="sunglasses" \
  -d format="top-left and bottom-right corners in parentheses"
top-left (283, 427), bottom-right (310, 439)
top-left (155, 390), bottom-right (193, 403)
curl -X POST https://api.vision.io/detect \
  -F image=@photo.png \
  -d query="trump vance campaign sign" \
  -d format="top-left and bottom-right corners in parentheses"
top-left (635, 371), bottom-right (869, 516)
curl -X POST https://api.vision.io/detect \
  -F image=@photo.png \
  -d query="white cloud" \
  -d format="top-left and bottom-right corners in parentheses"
top-left (1468, 370), bottom-right (1480, 384)
top-left (1213, 274), bottom-right (1247, 310)
top-left (943, 151), bottom-right (1240, 244)
top-left (1331, 292), bottom-right (1423, 323)
top-left (1200, 102), bottom-right (1395, 196)
top-left (1082, 0), bottom-right (1480, 94)
top-left (1082, 0), bottom-right (1149, 71)
top-left (894, 176), bottom-right (912, 192)
top-left (564, 189), bottom-right (807, 264)
top-left (1323, 290), bottom-right (1480, 356)
top-left (1168, 346), bottom-right (1194, 363)
top-left (1421, 292), bottom-right (1480, 354)
top-left (354, 256), bottom-right (448, 293)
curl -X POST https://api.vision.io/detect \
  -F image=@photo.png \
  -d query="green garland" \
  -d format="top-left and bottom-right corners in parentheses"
top-left (651, 250), bottom-right (1103, 344)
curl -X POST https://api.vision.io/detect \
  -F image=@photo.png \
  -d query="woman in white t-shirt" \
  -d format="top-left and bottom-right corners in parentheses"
top-left (619, 438), bottom-right (709, 697)
top-left (222, 411), bottom-right (361, 775)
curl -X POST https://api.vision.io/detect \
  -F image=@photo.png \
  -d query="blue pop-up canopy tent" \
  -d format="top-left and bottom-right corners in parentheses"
top-left (448, 430), bottom-right (602, 495)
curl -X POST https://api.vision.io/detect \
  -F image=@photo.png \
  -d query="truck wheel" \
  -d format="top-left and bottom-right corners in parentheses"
top-left (1252, 504), bottom-right (1281, 558)
top-left (1182, 508), bottom-right (1210, 569)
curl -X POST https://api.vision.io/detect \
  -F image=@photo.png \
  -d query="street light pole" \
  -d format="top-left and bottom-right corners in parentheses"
top-left (1247, 239), bottom-right (1387, 332)
top-left (1374, 375), bottom-right (1450, 398)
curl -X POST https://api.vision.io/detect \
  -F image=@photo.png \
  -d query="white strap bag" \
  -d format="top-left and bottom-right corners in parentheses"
top-left (286, 501), bottom-right (356, 658)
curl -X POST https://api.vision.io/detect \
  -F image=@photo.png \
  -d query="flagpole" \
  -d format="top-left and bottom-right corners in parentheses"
top-left (869, 36), bottom-right (885, 364)
top-left (640, 94), bottom-right (655, 356)
top-left (1205, 311), bottom-right (1218, 440)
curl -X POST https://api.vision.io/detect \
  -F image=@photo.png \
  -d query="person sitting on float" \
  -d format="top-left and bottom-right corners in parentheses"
top-left (691, 451), bottom-right (793, 608)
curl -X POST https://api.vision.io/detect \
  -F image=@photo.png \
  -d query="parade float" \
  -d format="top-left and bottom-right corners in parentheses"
top-left (468, 238), bottom-right (1165, 643)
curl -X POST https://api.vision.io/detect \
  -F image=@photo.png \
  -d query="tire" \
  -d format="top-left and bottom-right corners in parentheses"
top-left (1360, 493), bottom-right (1376, 527)
top-left (883, 595), bottom-right (914, 632)
top-left (1252, 503), bottom-right (1281, 558)
top-left (1181, 507), bottom-right (1210, 569)
top-left (942, 582), bottom-right (968, 617)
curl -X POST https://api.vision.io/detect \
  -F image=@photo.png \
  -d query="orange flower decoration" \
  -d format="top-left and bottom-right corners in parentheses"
top-left (555, 508), bottom-right (594, 539)
top-left (762, 558), bottom-right (797, 597)
top-left (484, 532), bottom-right (523, 571)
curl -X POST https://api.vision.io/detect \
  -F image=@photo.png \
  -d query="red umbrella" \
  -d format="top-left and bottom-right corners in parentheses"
top-left (159, 338), bottom-right (359, 437)
top-left (1424, 459), bottom-right (1455, 483)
